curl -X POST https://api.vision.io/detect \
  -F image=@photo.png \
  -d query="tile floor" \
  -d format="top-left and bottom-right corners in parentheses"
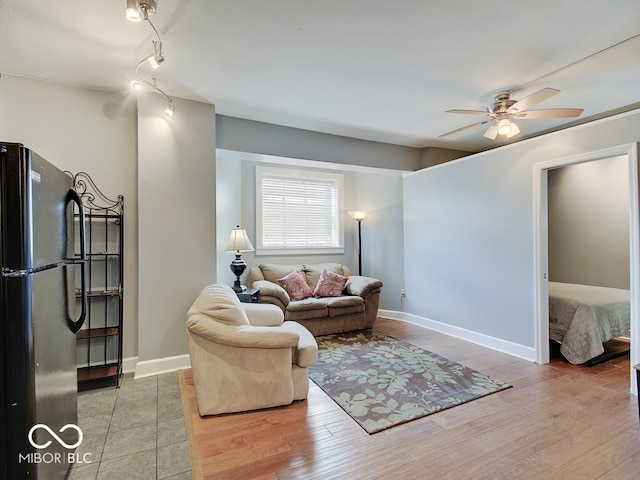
top-left (67, 372), bottom-right (191, 479)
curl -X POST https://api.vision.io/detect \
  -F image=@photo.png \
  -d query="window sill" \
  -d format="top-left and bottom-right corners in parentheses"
top-left (256, 247), bottom-right (345, 256)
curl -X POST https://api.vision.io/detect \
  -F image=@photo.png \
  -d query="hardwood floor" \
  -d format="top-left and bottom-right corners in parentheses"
top-left (180, 318), bottom-right (639, 480)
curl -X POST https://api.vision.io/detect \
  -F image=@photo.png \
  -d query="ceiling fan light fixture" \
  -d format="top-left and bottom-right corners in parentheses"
top-left (441, 87), bottom-right (582, 140)
top-left (497, 117), bottom-right (512, 136)
top-left (505, 122), bottom-right (520, 138)
top-left (483, 124), bottom-right (498, 140)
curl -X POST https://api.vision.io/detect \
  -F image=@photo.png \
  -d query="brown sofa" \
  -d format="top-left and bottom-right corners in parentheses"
top-left (248, 263), bottom-right (383, 336)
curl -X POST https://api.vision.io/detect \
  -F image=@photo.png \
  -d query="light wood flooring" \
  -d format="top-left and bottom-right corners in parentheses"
top-left (180, 318), bottom-right (639, 480)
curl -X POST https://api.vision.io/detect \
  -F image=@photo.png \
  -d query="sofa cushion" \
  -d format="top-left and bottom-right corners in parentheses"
top-left (313, 268), bottom-right (348, 297)
top-left (277, 269), bottom-right (314, 301)
top-left (285, 298), bottom-right (329, 321)
top-left (325, 295), bottom-right (365, 317)
top-left (302, 263), bottom-right (348, 290)
top-left (188, 284), bottom-right (249, 326)
top-left (259, 263), bottom-right (303, 283)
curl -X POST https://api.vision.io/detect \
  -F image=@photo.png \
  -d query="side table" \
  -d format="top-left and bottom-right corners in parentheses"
top-left (236, 287), bottom-right (260, 304)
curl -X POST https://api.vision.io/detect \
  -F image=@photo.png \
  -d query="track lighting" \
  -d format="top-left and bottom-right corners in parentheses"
top-left (126, 0), bottom-right (164, 69)
top-left (126, 0), bottom-right (173, 116)
top-left (131, 77), bottom-right (176, 117)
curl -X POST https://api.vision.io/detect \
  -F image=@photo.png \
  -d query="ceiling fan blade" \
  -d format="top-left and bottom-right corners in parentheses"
top-left (446, 109), bottom-right (489, 116)
top-left (439, 119), bottom-right (491, 138)
top-left (508, 87), bottom-right (560, 113)
top-left (513, 108), bottom-right (584, 119)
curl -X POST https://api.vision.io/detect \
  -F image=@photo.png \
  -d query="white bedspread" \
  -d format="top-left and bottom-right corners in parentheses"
top-left (549, 282), bottom-right (630, 364)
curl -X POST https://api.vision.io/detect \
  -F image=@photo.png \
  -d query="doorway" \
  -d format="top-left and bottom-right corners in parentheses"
top-left (534, 143), bottom-right (640, 393)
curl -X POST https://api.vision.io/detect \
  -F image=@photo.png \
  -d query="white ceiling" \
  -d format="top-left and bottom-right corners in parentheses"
top-left (2, 0), bottom-right (640, 153)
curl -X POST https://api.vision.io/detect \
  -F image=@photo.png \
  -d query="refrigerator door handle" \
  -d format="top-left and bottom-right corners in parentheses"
top-left (65, 188), bottom-right (87, 334)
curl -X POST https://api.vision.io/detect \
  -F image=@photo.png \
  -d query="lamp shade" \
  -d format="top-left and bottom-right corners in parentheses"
top-left (348, 211), bottom-right (367, 221)
top-left (497, 118), bottom-right (512, 136)
top-left (505, 121), bottom-right (520, 138)
top-left (225, 226), bottom-right (254, 252)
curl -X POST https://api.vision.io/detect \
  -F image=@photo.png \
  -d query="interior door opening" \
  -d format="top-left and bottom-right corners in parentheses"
top-left (534, 143), bottom-right (640, 394)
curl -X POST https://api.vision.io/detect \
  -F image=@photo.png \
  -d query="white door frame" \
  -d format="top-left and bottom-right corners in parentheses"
top-left (533, 143), bottom-right (640, 394)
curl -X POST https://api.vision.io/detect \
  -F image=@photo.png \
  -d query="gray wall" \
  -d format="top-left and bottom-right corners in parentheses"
top-left (548, 155), bottom-right (630, 289)
top-left (403, 109), bottom-right (640, 349)
top-left (215, 150), bottom-right (404, 309)
top-left (137, 94), bottom-right (217, 363)
top-left (0, 75), bottom-right (218, 372)
top-left (0, 75), bottom-right (140, 361)
top-left (216, 114), bottom-right (421, 171)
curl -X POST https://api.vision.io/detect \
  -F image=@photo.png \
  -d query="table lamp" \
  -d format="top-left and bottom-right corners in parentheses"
top-left (225, 225), bottom-right (254, 292)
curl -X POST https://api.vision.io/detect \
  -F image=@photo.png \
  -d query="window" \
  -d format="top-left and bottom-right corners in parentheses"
top-left (256, 166), bottom-right (344, 255)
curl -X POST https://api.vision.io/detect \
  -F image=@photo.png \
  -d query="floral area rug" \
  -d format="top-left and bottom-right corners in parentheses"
top-left (308, 329), bottom-right (512, 434)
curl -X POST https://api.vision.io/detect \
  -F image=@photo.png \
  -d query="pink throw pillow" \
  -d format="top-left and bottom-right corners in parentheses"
top-left (277, 269), bottom-right (313, 301)
top-left (313, 268), bottom-right (348, 297)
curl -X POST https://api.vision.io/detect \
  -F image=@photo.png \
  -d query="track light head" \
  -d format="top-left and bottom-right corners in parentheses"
top-left (130, 80), bottom-right (142, 91)
top-left (149, 54), bottom-right (164, 69)
top-left (126, 0), bottom-right (141, 22)
top-left (138, 0), bottom-right (157, 19)
top-left (164, 103), bottom-right (175, 117)
top-left (148, 41), bottom-right (164, 69)
top-left (126, 0), bottom-right (157, 21)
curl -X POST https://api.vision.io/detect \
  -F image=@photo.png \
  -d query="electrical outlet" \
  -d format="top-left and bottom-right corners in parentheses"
top-left (400, 289), bottom-right (406, 297)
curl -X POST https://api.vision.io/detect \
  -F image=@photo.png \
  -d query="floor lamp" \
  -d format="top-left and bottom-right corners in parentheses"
top-left (348, 211), bottom-right (367, 275)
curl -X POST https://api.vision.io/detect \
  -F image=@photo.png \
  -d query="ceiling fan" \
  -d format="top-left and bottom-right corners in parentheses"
top-left (439, 88), bottom-right (584, 140)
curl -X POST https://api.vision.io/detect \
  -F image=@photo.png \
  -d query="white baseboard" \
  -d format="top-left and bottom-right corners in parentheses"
top-left (133, 354), bottom-right (192, 379)
top-left (377, 310), bottom-right (536, 362)
top-left (123, 356), bottom-right (138, 374)
top-left (125, 311), bottom-right (536, 380)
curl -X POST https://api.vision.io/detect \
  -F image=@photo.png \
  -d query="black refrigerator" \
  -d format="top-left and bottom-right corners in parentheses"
top-left (0, 142), bottom-right (87, 479)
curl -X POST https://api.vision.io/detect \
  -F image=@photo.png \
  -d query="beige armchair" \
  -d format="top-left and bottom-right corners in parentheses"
top-left (186, 284), bottom-right (318, 416)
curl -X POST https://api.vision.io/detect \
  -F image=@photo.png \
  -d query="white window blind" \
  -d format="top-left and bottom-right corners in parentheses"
top-left (256, 166), bottom-right (344, 255)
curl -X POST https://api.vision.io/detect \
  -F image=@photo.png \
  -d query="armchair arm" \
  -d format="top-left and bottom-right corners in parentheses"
top-left (242, 303), bottom-right (284, 326)
top-left (252, 280), bottom-right (290, 310)
top-left (187, 314), bottom-right (299, 349)
top-left (345, 275), bottom-right (383, 299)
top-left (278, 321), bottom-right (318, 368)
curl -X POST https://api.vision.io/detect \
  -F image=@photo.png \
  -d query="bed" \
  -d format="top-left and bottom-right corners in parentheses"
top-left (549, 282), bottom-right (630, 364)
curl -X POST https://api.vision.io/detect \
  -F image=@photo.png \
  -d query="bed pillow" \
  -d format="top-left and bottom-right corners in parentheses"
top-left (277, 269), bottom-right (313, 301)
top-left (313, 268), bottom-right (348, 297)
